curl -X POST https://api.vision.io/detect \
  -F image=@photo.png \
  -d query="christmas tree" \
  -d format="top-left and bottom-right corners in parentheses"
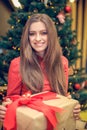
top-left (0, 0), bottom-right (87, 109)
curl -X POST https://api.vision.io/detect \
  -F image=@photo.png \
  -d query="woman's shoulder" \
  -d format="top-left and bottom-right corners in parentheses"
top-left (10, 56), bottom-right (20, 69)
top-left (11, 56), bottom-right (20, 64)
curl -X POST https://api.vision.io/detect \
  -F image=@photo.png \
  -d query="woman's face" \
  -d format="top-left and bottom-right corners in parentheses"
top-left (29, 21), bottom-right (48, 57)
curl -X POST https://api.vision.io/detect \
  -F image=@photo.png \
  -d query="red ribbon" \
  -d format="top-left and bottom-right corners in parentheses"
top-left (4, 92), bottom-right (63, 130)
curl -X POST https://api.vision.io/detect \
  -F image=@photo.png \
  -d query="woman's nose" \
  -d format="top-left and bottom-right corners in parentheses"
top-left (36, 34), bottom-right (41, 41)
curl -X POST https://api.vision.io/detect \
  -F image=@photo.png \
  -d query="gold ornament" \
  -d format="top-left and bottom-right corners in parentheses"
top-left (69, 82), bottom-right (72, 85)
top-left (71, 39), bottom-right (77, 45)
top-left (4, 84), bottom-right (7, 86)
top-left (51, 6), bottom-right (54, 9)
top-left (3, 61), bottom-right (6, 65)
top-left (17, 19), bottom-right (20, 23)
top-left (11, 26), bottom-right (14, 29)
top-left (69, 66), bottom-right (74, 75)
top-left (28, 16), bottom-right (31, 19)
top-left (33, 9), bottom-right (38, 13)
top-left (74, 70), bottom-right (77, 74)
top-left (9, 37), bottom-right (12, 41)
top-left (18, 47), bottom-right (20, 51)
top-left (73, 75), bottom-right (76, 78)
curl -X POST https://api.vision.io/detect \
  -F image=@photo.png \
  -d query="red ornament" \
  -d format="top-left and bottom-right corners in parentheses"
top-left (65, 5), bottom-right (71, 13)
top-left (74, 83), bottom-right (81, 90)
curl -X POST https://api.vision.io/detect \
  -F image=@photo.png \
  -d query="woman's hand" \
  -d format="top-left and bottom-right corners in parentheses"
top-left (73, 103), bottom-right (81, 120)
top-left (67, 93), bottom-right (81, 120)
top-left (0, 105), bottom-right (7, 122)
top-left (0, 98), bottom-right (12, 122)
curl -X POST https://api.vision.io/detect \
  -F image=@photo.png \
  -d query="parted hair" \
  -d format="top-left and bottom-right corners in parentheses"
top-left (20, 13), bottom-right (66, 95)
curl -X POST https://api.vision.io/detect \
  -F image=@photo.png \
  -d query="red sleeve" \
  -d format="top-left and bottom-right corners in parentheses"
top-left (62, 56), bottom-right (69, 92)
top-left (7, 57), bottom-right (22, 96)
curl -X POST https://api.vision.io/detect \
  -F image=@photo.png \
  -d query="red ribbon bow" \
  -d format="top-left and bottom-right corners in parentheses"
top-left (4, 92), bottom-right (63, 130)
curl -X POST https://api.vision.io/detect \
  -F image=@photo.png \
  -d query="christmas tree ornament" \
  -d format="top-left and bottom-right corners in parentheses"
top-left (74, 83), bottom-right (81, 90)
top-left (81, 81), bottom-right (86, 89)
top-left (18, 48), bottom-right (20, 51)
top-left (8, 37), bottom-right (12, 41)
top-left (33, 9), bottom-right (38, 13)
top-left (28, 15), bottom-right (31, 19)
top-left (71, 39), bottom-right (77, 45)
top-left (74, 70), bottom-right (78, 74)
top-left (12, 46), bottom-right (16, 50)
top-left (58, 26), bottom-right (62, 31)
top-left (51, 6), bottom-right (54, 9)
top-left (56, 12), bottom-right (65, 24)
top-left (65, 5), bottom-right (71, 13)
top-left (3, 61), bottom-right (6, 65)
top-left (17, 19), bottom-right (20, 23)
top-left (11, 26), bottom-right (14, 29)
top-left (69, 66), bottom-right (74, 75)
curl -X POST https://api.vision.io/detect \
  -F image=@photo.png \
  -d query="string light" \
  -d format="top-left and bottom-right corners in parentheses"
top-left (12, 46), bottom-right (16, 50)
top-left (28, 16), bottom-right (31, 19)
top-left (11, 0), bottom-right (22, 8)
top-left (17, 19), bottom-right (20, 23)
top-left (69, 0), bottom-right (75, 2)
top-left (18, 48), bottom-right (20, 51)
top-left (11, 26), bottom-right (14, 29)
top-left (9, 37), bottom-right (12, 41)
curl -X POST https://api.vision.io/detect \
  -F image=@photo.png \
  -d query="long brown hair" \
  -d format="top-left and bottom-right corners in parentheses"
top-left (20, 13), bottom-right (66, 95)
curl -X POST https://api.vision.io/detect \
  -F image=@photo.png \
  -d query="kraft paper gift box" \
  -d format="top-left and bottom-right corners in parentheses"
top-left (16, 93), bottom-right (79, 130)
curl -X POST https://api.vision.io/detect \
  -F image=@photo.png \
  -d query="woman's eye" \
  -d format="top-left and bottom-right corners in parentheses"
top-left (29, 32), bottom-right (35, 36)
top-left (29, 31), bottom-right (48, 36)
top-left (41, 31), bottom-right (48, 35)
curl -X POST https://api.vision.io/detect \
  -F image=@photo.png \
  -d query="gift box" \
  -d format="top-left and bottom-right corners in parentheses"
top-left (15, 93), bottom-right (78, 130)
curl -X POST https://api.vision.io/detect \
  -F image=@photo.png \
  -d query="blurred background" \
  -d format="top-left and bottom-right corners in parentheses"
top-left (0, 0), bottom-right (87, 129)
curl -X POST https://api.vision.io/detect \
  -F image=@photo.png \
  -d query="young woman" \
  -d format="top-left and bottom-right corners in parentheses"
top-left (0, 13), bottom-right (80, 123)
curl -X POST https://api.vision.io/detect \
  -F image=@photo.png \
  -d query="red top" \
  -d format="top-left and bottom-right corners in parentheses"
top-left (7, 56), bottom-right (68, 96)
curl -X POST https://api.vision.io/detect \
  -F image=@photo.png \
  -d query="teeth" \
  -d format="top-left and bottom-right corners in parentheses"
top-left (35, 43), bottom-right (43, 46)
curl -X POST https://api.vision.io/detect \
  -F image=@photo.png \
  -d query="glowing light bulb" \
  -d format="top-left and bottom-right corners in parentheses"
top-left (70, 0), bottom-right (75, 2)
top-left (11, 0), bottom-right (22, 8)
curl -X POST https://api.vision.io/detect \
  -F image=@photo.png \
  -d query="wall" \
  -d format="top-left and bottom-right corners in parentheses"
top-left (0, 0), bottom-right (12, 36)
top-left (71, 0), bottom-right (87, 70)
